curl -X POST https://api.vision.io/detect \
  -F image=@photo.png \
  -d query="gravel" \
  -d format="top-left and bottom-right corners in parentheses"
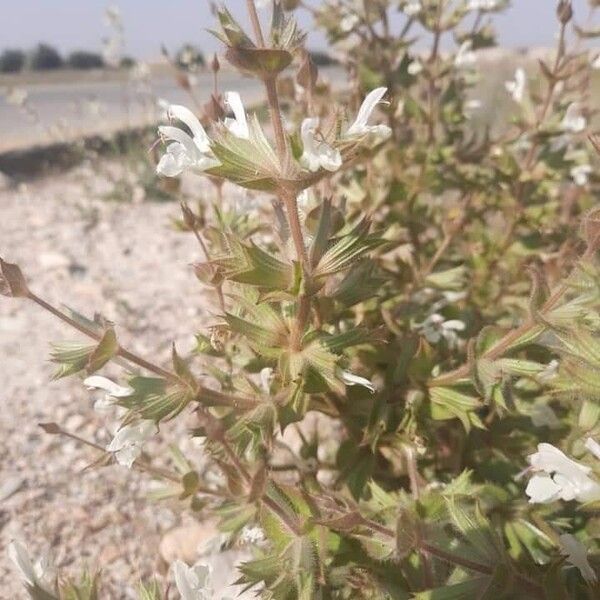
top-left (0, 161), bottom-right (244, 598)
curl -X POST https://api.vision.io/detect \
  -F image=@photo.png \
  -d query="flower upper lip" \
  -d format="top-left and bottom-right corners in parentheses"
top-left (224, 91), bottom-right (250, 139)
top-left (344, 87), bottom-right (391, 139)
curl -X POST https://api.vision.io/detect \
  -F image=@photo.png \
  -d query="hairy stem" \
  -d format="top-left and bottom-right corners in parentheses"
top-left (245, 0), bottom-right (311, 349)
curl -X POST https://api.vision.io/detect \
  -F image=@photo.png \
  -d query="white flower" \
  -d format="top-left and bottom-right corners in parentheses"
top-left (84, 375), bottom-right (133, 398)
top-left (585, 437), bottom-right (600, 461)
top-left (173, 560), bottom-right (213, 600)
top-left (408, 59), bottom-right (423, 76)
top-left (559, 534), bottom-right (597, 583)
top-left (591, 53), bottom-right (600, 70)
top-left (561, 103), bottom-right (586, 133)
top-left (417, 314), bottom-right (466, 346)
top-left (106, 420), bottom-right (155, 468)
top-left (404, 1), bottom-right (422, 16)
top-left (300, 118), bottom-right (342, 172)
top-left (8, 541), bottom-right (55, 595)
top-left (344, 87), bottom-right (391, 141)
top-left (505, 68), bottom-right (527, 103)
top-left (84, 375), bottom-right (133, 412)
top-left (454, 40), bottom-right (476, 68)
top-left (570, 164), bottom-right (592, 187)
top-left (224, 91), bottom-right (250, 139)
top-left (157, 104), bottom-right (219, 177)
top-left (340, 13), bottom-right (360, 32)
top-left (239, 525), bottom-right (266, 546)
top-left (341, 370), bottom-right (376, 393)
top-left (525, 443), bottom-right (600, 504)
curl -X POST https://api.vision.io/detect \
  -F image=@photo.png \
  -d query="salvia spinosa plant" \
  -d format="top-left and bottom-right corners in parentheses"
top-left (4, 0), bottom-right (600, 597)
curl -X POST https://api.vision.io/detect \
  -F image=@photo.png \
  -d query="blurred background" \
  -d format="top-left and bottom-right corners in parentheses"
top-left (0, 0), bottom-right (593, 154)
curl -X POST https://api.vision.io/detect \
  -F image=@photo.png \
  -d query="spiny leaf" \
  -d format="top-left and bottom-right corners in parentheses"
top-left (225, 312), bottom-right (287, 349)
top-left (314, 217), bottom-right (385, 278)
top-left (215, 236), bottom-right (294, 291)
top-left (86, 328), bottom-right (119, 374)
top-left (429, 386), bottom-right (483, 432)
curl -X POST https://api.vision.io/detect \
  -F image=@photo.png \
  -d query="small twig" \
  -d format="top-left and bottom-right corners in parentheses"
top-left (29, 292), bottom-right (175, 381)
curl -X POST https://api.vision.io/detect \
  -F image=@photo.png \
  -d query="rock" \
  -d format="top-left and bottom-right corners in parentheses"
top-left (0, 171), bottom-right (13, 191)
top-left (39, 252), bottom-right (71, 270)
top-left (159, 520), bottom-right (218, 565)
top-left (0, 476), bottom-right (24, 502)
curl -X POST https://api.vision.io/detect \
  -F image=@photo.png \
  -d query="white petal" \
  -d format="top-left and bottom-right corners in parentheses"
top-left (158, 125), bottom-right (199, 158)
top-left (528, 443), bottom-right (591, 477)
top-left (341, 370), bottom-right (376, 393)
top-left (320, 146), bottom-right (343, 171)
top-left (157, 151), bottom-right (185, 177)
top-left (84, 376), bottom-right (133, 398)
top-left (442, 320), bottom-right (466, 331)
top-left (107, 421), bottom-right (155, 468)
top-left (225, 91), bottom-right (250, 139)
top-left (173, 560), bottom-right (212, 600)
top-left (346, 87), bottom-right (388, 136)
top-left (168, 104), bottom-right (210, 151)
top-left (525, 473), bottom-right (562, 503)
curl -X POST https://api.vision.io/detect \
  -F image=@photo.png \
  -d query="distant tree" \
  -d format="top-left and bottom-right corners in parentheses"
top-left (309, 50), bottom-right (337, 66)
top-left (176, 44), bottom-right (205, 71)
top-left (29, 44), bottom-right (64, 70)
top-left (0, 49), bottom-right (26, 73)
top-left (67, 50), bottom-right (104, 70)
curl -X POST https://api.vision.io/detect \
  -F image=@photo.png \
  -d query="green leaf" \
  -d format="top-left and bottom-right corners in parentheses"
top-left (118, 376), bottom-right (192, 423)
top-left (496, 358), bottom-right (547, 377)
top-left (215, 236), bottom-right (294, 291)
top-left (579, 400), bottom-right (600, 430)
top-left (171, 344), bottom-right (198, 391)
top-left (413, 577), bottom-right (499, 600)
top-left (136, 580), bottom-right (163, 600)
top-left (225, 312), bottom-right (286, 349)
top-left (314, 217), bottom-right (385, 278)
top-left (59, 571), bottom-right (100, 600)
top-left (206, 116), bottom-right (284, 191)
top-left (425, 265), bottom-right (466, 291)
top-left (445, 499), bottom-right (503, 566)
top-left (86, 328), bottom-right (119, 374)
top-left (309, 198), bottom-right (333, 268)
top-left (430, 386), bottom-right (483, 432)
top-left (50, 341), bottom-right (95, 379)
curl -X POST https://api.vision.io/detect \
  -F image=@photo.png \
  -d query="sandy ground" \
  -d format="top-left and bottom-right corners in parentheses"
top-left (0, 162), bottom-right (245, 598)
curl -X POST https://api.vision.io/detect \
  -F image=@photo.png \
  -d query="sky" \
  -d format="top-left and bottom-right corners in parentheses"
top-left (0, 0), bottom-right (595, 60)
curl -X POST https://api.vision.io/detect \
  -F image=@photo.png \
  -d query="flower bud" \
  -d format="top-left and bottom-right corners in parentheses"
top-left (0, 258), bottom-right (30, 298)
top-left (180, 200), bottom-right (197, 231)
top-left (557, 0), bottom-right (573, 24)
top-left (211, 52), bottom-right (220, 74)
top-left (296, 50), bottom-right (318, 93)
